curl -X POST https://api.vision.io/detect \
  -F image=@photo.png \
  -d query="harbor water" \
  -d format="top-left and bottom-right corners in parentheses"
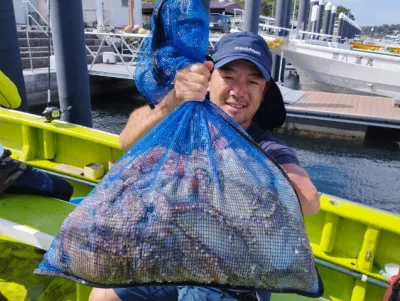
top-left (30, 73), bottom-right (400, 215)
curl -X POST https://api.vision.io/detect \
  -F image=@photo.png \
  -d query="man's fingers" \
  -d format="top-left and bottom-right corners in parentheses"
top-left (175, 65), bottom-right (210, 88)
top-left (204, 60), bottom-right (214, 72)
top-left (173, 63), bottom-right (211, 104)
top-left (174, 80), bottom-right (208, 103)
top-left (189, 63), bottom-right (211, 78)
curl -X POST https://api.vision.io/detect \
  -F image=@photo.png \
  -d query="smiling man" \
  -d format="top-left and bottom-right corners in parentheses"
top-left (119, 32), bottom-right (320, 216)
top-left (90, 32), bottom-right (320, 301)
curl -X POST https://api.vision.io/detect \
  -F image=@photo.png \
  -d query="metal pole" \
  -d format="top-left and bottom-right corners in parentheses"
top-left (337, 13), bottom-right (344, 43)
top-left (272, 0), bottom-right (292, 82)
top-left (297, 0), bottom-right (309, 32)
top-left (309, 4), bottom-right (318, 38)
top-left (291, 0), bottom-right (297, 32)
top-left (343, 17), bottom-right (348, 41)
top-left (128, 0), bottom-right (133, 27)
top-left (23, 3), bottom-right (33, 72)
top-left (96, 0), bottom-right (104, 29)
top-left (288, 0), bottom-right (295, 31)
top-left (322, 2), bottom-right (331, 37)
top-left (314, 0), bottom-right (325, 37)
top-left (50, 0), bottom-right (92, 126)
top-left (0, 0), bottom-right (28, 111)
top-left (328, 5), bottom-right (336, 37)
top-left (314, 258), bottom-right (389, 289)
top-left (243, 0), bottom-right (261, 33)
top-left (47, 0), bottom-right (51, 105)
top-left (349, 22), bottom-right (353, 39)
top-left (307, 0), bottom-right (318, 32)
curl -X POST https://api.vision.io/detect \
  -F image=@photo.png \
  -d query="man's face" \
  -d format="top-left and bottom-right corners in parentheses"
top-left (209, 59), bottom-right (268, 129)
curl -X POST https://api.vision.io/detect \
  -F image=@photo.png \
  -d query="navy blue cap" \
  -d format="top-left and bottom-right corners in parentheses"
top-left (210, 32), bottom-right (286, 130)
top-left (211, 32), bottom-right (273, 81)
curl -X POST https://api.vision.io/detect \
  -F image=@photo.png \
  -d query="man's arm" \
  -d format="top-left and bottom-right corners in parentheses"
top-left (119, 91), bottom-right (179, 151)
top-left (282, 163), bottom-right (320, 216)
top-left (119, 62), bottom-right (213, 151)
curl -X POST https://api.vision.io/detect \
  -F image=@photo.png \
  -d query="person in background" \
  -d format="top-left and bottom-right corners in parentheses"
top-left (0, 70), bottom-right (73, 201)
top-left (90, 32), bottom-right (320, 301)
top-left (383, 269), bottom-right (400, 301)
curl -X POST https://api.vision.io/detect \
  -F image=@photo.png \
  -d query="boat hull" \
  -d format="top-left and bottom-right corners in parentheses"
top-left (278, 42), bottom-right (400, 99)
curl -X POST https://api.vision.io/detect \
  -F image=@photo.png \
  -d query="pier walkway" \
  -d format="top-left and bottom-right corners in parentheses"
top-left (279, 86), bottom-right (400, 130)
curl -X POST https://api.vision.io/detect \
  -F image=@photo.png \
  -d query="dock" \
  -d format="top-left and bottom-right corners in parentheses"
top-left (279, 86), bottom-right (400, 141)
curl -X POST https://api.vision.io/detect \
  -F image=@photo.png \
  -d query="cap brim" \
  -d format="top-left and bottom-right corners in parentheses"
top-left (253, 80), bottom-right (286, 130)
top-left (214, 55), bottom-right (271, 81)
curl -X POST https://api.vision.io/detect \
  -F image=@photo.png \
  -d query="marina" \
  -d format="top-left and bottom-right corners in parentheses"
top-left (17, 27), bottom-right (400, 142)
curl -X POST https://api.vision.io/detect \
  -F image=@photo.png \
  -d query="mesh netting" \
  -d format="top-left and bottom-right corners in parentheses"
top-left (35, 101), bottom-right (321, 295)
top-left (135, 0), bottom-right (209, 105)
top-left (35, 0), bottom-right (322, 296)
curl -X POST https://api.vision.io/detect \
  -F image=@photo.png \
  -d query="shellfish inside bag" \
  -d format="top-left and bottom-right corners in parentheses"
top-left (35, 0), bottom-right (323, 297)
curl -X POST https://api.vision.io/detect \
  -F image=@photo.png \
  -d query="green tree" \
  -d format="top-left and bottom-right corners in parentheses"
top-left (361, 24), bottom-right (400, 37)
top-left (260, 0), bottom-right (276, 17)
top-left (336, 5), bottom-right (355, 21)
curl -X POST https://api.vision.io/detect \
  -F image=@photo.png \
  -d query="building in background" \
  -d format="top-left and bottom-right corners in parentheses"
top-left (141, 1), bottom-right (242, 29)
top-left (13, 0), bottom-right (242, 29)
top-left (12, 0), bottom-right (143, 29)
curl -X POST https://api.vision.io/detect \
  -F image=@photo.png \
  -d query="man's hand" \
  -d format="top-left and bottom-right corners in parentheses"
top-left (119, 61), bottom-right (214, 151)
top-left (173, 61), bottom-right (214, 104)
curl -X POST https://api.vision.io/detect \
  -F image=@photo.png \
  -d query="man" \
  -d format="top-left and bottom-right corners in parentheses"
top-left (384, 270), bottom-right (400, 301)
top-left (0, 70), bottom-right (73, 201)
top-left (90, 32), bottom-right (320, 301)
top-left (0, 70), bottom-right (27, 194)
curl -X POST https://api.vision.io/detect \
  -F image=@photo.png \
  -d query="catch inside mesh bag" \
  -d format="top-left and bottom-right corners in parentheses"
top-left (35, 0), bottom-right (323, 297)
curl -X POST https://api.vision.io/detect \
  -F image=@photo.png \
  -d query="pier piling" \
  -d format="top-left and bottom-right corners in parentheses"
top-left (0, 0), bottom-right (28, 111)
top-left (50, 0), bottom-right (92, 127)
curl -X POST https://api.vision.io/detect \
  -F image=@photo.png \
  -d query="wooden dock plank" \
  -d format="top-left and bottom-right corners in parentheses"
top-left (392, 106), bottom-right (400, 119)
top-left (325, 92), bottom-right (338, 112)
top-left (353, 95), bottom-right (364, 116)
top-left (286, 89), bottom-right (400, 125)
top-left (376, 97), bottom-right (385, 118)
top-left (344, 95), bottom-right (360, 115)
top-left (335, 94), bottom-right (353, 114)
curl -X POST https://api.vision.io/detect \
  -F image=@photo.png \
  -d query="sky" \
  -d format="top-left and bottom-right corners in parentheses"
top-left (334, 0), bottom-right (400, 26)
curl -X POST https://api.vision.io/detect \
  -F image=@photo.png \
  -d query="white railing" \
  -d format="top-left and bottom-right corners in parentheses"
top-left (21, 0), bottom-right (53, 72)
top-left (18, 17), bottom-right (343, 80)
top-left (85, 32), bottom-right (147, 78)
top-left (83, 31), bottom-right (223, 78)
top-left (22, 0), bottom-right (49, 30)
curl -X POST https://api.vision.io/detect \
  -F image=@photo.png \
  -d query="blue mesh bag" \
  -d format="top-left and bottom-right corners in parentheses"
top-left (135, 0), bottom-right (209, 105)
top-left (35, 0), bottom-right (323, 297)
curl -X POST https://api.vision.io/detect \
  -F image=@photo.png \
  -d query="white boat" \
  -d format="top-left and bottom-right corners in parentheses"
top-left (271, 36), bottom-right (400, 100)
